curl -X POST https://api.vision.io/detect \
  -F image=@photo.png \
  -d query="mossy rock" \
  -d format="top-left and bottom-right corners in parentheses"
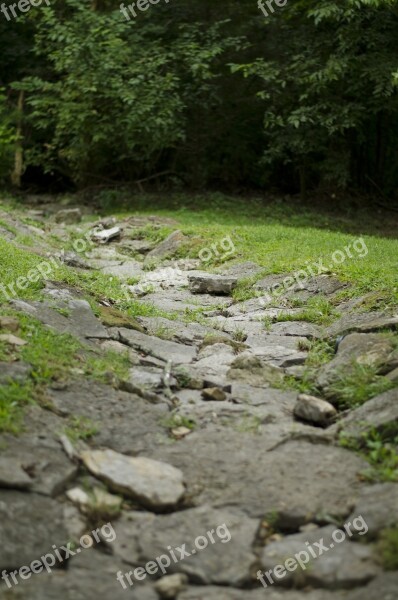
top-left (98, 306), bottom-right (146, 333)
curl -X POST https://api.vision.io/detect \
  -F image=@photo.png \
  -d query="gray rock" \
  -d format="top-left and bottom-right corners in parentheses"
top-left (294, 394), bottom-right (337, 426)
top-left (188, 273), bottom-right (238, 295)
top-left (138, 316), bottom-right (222, 345)
top-left (386, 366), bottom-right (398, 382)
top-left (180, 588), bottom-right (338, 600)
top-left (54, 208), bottom-right (82, 224)
top-left (81, 449), bottom-right (185, 510)
top-left (0, 458), bottom-right (33, 490)
top-left (145, 230), bottom-right (187, 261)
top-left (0, 491), bottom-right (69, 570)
top-left (0, 361), bottom-right (32, 385)
top-left (270, 321), bottom-right (323, 339)
top-left (347, 483), bottom-right (398, 540)
top-left (227, 352), bottom-right (285, 387)
top-left (112, 505), bottom-right (258, 586)
top-left (219, 261), bottom-right (263, 280)
top-left (261, 525), bottom-right (379, 589)
top-left (248, 335), bottom-right (308, 368)
top-left (256, 275), bottom-right (346, 301)
top-left (117, 328), bottom-right (197, 365)
top-left (335, 388), bottom-right (398, 438)
top-left (92, 226), bottom-right (121, 243)
top-left (150, 436), bottom-right (368, 526)
top-left (0, 549), bottom-right (158, 599)
top-left (317, 333), bottom-right (397, 398)
top-left (201, 387), bottom-right (227, 401)
top-left (146, 288), bottom-right (233, 314)
top-left (154, 574), bottom-right (188, 599)
top-left (119, 238), bottom-right (155, 254)
top-left (326, 312), bottom-right (398, 338)
top-left (346, 572), bottom-right (398, 600)
top-left (47, 380), bottom-right (169, 454)
top-left (101, 261), bottom-right (143, 281)
top-left (12, 296), bottom-right (109, 341)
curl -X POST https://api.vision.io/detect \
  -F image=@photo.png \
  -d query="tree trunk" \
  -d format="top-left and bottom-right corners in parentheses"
top-left (10, 90), bottom-right (24, 188)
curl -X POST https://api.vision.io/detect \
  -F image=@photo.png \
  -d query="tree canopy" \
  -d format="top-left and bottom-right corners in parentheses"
top-left (1, 0), bottom-right (398, 196)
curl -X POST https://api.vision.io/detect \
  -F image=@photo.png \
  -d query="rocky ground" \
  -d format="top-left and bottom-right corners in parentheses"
top-left (0, 200), bottom-right (397, 599)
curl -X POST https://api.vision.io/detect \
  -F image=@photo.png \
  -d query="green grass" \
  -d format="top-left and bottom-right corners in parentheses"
top-left (340, 425), bottom-right (398, 482)
top-left (328, 363), bottom-right (395, 409)
top-left (0, 381), bottom-right (33, 434)
top-left (0, 311), bottom-right (131, 433)
top-left (63, 416), bottom-right (99, 442)
top-left (89, 192), bottom-right (398, 310)
top-left (275, 296), bottom-right (339, 326)
top-left (378, 528), bottom-right (398, 570)
top-left (160, 414), bottom-right (197, 431)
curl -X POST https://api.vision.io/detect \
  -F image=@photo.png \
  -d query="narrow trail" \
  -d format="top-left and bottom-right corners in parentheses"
top-left (0, 202), bottom-right (397, 600)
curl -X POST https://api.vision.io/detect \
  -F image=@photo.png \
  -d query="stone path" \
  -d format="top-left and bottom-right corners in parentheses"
top-left (0, 204), bottom-right (397, 599)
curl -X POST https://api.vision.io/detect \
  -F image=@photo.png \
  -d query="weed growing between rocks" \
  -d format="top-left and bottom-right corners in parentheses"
top-left (378, 528), bottom-right (398, 570)
top-left (328, 363), bottom-right (395, 410)
top-left (340, 425), bottom-right (398, 483)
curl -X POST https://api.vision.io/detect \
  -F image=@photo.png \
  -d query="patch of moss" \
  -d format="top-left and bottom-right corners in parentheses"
top-left (98, 306), bottom-right (145, 332)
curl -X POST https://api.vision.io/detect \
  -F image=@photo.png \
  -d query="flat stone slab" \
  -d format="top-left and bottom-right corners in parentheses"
top-left (81, 449), bottom-right (185, 510)
top-left (100, 261), bottom-right (143, 280)
top-left (112, 505), bottom-right (258, 585)
top-left (117, 327), bottom-right (197, 364)
top-left (218, 261), bottom-right (263, 281)
top-left (261, 525), bottom-right (379, 589)
top-left (326, 312), bottom-right (398, 338)
top-left (146, 288), bottom-right (233, 313)
top-left (47, 380), bottom-right (169, 454)
top-left (150, 436), bottom-right (368, 526)
top-left (0, 491), bottom-right (69, 570)
top-left (335, 388), bottom-right (398, 438)
top-left (347, 483), bottom-right (398, 540)
top-left (270, 321), bottom-right (323, 338)
top-left (180, 589), bottom-right (338, 600)
top-left (317, 333), bottom-right (397, 398)
top-left (12, 296), bottom-right (109, 340)
top-left (346, 573), bottom-right (398, 600)
top-left (261, 526), bottom-right (381, 590)
top-left (145, 230), bottom-right (187, 262)
top-left (0, 458), bottom-right (33, 490)
top-left (137, 316), bottom-right (221, 345)
top-left (188, 272), bottom-right (238, 295)
top-left (0, 549), bottom-right (158, 599)
top-left (0, 443), bottom-right (76, 497)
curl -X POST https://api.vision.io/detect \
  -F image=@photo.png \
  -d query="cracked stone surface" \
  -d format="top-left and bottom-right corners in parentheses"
top-left (0, 207), bottom-right (396, 600)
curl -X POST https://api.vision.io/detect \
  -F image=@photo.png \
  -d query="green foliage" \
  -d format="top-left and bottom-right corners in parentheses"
top-left (378, 528), bottom-right (398, 570)
top-left (340, 425), bottom-right (398, 482)
top-left (0, 381), bottom-right (33, 434)
top-left (276, 297), bottom-right (339, 325)
top-left (0, 89), bottom-right (17, 183)
top-left (161, 413), bottom-right (197, 431)
top-left (0, 0), bottom-right (397, 192)
top-left (328, 363), bottom-right (395, 409)
top-left (64, 416), bottom-right (99, 442)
